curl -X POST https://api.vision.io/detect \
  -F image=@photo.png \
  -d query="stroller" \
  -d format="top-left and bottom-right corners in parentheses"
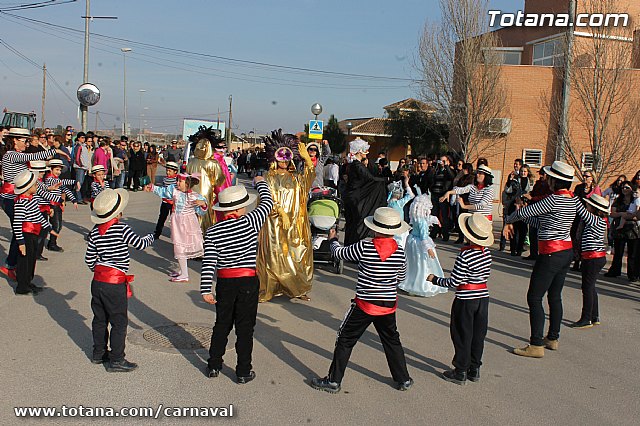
top-left (308, 186), bottom-right (344, 274)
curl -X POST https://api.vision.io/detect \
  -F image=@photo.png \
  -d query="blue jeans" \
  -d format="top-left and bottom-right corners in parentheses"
top-left (75, 168), bottom-right (87, 202)
top-left (115, 172), bottom-right (126, 189)
top-left (2, 197), bottom-right (18, 268)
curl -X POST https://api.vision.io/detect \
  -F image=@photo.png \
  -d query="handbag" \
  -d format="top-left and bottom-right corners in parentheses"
top-left (621, 221), bottom-right (640, 240)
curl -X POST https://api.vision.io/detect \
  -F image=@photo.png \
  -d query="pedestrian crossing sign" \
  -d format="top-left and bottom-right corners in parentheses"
top-left (309, 120), bottom-right (323, 140)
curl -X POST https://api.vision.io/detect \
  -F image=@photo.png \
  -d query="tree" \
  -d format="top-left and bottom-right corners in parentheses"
top-left (323, 114), bottom-right (347, 154)
top-left (385, 106), bottom-right (448, 157)
top-left (416, 0), bottom-right (507, 163)
top-left (300, 124), bottom-right (310, 144)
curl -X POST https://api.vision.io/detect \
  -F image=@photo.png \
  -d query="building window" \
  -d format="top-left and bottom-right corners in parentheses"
top-left (523, 149), bottom-right (543, 167)
top-left (581, 152), bottom-right (602, 171)
top-left (533, 38), bottom-right (564, 66)
top-left (484, 49), bottom-right (522, 65)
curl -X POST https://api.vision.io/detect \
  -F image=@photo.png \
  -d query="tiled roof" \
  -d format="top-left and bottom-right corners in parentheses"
top-left (351, 118), bottom-right (391, 137)
top-left (338, 118), bottom-right (374, 133)
top-left (383, 98), bottom-right (436, 113)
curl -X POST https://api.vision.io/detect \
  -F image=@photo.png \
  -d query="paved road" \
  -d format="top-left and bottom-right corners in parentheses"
top-left (0, 178), bottom-right (638, 425)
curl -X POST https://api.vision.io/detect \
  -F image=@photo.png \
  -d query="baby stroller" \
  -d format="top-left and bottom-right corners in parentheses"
top-left (308, 186), bottom-right (344, 274)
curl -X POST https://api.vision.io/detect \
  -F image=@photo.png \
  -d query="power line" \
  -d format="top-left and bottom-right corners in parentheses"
top-left (0, 0), bottom-right (76, 12)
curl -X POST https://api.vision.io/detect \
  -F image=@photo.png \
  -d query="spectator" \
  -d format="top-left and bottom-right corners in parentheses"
top-left (52, 135), bottom-right (72, 179)
top-left (602, 175), bottom-right (627, 253)
top-left (572, 169), bottom-right (603, 270)
top-left (409, 157), bottom-right (431, 196)
top-left (73, 132), bottom-right (90, 204)
top-left (510, 164), bottom-right (535, 257)
top-left (146, 144), bottom-right (159, 184)
top-left (395, 158), bottom-right (407, 176)
top-left (323, 158), bottom-right (340, 188)
top-left (429, 155), bottom-right (455, 241)
top-left (63, 129), bottom-right (74, 148)
top-left (476, 157), bottom-right (489, 169)
top-left (500, 158), bottom-right (525, 252)
top-left (521, 167), bottom-right (552, 260)
top-left (377, 158), bottom-right (393, 185)
top-left (451, 162), bottom-right (474, 243)
top-left (604, 182), bottom-right (637, 280)
top-left (128, 141), bottom-right (146, 191)
top-left (163, 139), bottom-right (183, 163)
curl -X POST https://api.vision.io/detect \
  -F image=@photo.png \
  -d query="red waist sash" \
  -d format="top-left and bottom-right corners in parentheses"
top-left (217, 268), bottom-right (256, 278)
top-left (162, 198), bottom-right (174, 205)
top-left (39, 205), bottom-right (51, 213)
top-left (0, 182), bottom-right (15, 194)
top-left (50, 201), bottom-right (65, 212)
top-left (582, 251), bottom-right (606, 260)
top-left (22, 222), bottom-right (42, 235)
top-left (93, 265), bottom-right (134, 298)
top-left (457, 283), bottom-right (488, 291)
top-left (486, 215), bottom-right (492, 221)
top-left (355, 297), bottom-right (397, 316)
top-left (538, 240), bottom-right (573, 255)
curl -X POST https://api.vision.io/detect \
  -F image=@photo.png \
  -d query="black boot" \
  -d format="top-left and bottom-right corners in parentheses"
top-left (467, 368), bottom-right (480, 382)
top-left (106, 359), bottom-right (138, 373)
top-left (442, 369), bottom-right (467, 385)
top-left (569, 319), bottom-right (593, 329)
top-left (311, 376), bottom-right (341, 394)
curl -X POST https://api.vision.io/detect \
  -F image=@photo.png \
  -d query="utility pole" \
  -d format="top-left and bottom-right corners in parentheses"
top-left (217, 108), bottom-right (220, 131)
top-left (557, 0), bottom-right (576, 161)
top-left (95, 111), bottom-right (99, 132)
top-left (227, 95), bottom-right (232, 144)
top-left (81, 0), bottom-right (90, 132)
top-left (41, 63), bottom-right (46, 128)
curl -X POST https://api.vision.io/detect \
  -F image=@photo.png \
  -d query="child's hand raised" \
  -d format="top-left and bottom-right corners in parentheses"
top-left (253, 176), bottom-right (265, 184)
top-left (328, 227), bottom-right (337, 240)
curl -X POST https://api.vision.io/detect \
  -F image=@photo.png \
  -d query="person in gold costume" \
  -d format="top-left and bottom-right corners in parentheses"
top-left (257, 130), bottom-right (315, 302)
top-left (186, 126), bottom-right (232, 232)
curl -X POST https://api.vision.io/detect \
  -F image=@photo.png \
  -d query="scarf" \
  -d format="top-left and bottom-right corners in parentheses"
top-left (223, 212), bottom-right (240, 221)
top-left (97, 218), bottom-right (119, 235)
top-left (372, 237), bottom-right (398, 262)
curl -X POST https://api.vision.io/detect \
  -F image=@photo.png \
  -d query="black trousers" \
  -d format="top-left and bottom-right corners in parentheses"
top-left (37, 212), bottom-right (49, 257)
top-left (48, 206), bottom-right (63, 247)
top-left (511, 221), bottom-right (528, 255)
top-left (16, 232), bottom-right (38, 294)
top-left (580, 256), bottom-right (606, 322)
top-left (627, 239), bottom-right (639, 281)
top-left (527, 249), bottom-right (573, 346)
top-left (450, 297), bottom-right (489, 372)
top-left (154, 202), bottom-right (172, 236)
top-left (607, 237), bottom-right (627, 276)
top-left (529, 226), bottom-right (539, 258)
top-left (90, 280), bottom-right (128, 362)
top-left (328, 302), bottom-right (410, 384)
top-left (431, 199), bottom-right (451, 238)
top-left (130, 170), bottom-right (144, 190)
top-left (208, 276), bottom-right (259, 376)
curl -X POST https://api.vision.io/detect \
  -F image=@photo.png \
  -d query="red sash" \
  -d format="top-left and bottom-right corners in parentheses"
top-left (22, 222), bottom-right (42, 235)
top-left (582, 251), bottom-right (606, 260)
top-left (458, 283), bottom-right (488, 291)
top-left (538, 240), bottom-right (573, 255)
top-left (217, 268), bottom-right (256, 278)
top-left (1, 182), bottom-right (15, 194)
top-left (355, 297), bottom-right (397, 316)
top-left (93, 265), bottom-right (134, 298)
top-left (162, 198), bottom-right (174, 205)
top-left (39, 205), bottom-right (51, 213)
top-left (50, 201), bottom-right (65, 212)
top-left (486, 215), bottom-right (492, 221)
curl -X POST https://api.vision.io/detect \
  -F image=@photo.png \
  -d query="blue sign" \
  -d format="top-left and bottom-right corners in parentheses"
top-left (309, 120), bottom-right (323, 140)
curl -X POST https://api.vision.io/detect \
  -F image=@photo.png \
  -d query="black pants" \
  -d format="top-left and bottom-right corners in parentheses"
top-left (48, 206), bottom-right (63, 248)
top-left (511, 221), bottom-right (528, 255)
top-left (2, 198), bottom-right (19, 268)
top-left (16, 232), bottom-right (38, 294)
top-left (431, 198), bottom-right (451, 239)
top-left (627, 239), bottom-right (639, 281)
top-left (607, 237), bottom-right (627, 276)
top-left (37, 212), bottom-right (49, 257)
top-left (527, 249), bottom-right (573, 346)
top-left (450, 297), bottom-right (489, 371)
top-left (130, 170), bottom-right (144, 190)
top-left (154, 202), bottom-right (172, 236)
top-left (529, 226), bottom-right (539, 258)
top-left (208, 276), bottom-right (259, 376)
top-left (91, 280), bottom-right (128, 362)
top-left (580, 256), bottom-right (606, 322)
top-left (328, 302), bottom-right (410, 384)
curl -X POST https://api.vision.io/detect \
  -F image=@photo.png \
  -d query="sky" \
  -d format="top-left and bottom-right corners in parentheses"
top-left (0, 0), bottom-right (519, 136)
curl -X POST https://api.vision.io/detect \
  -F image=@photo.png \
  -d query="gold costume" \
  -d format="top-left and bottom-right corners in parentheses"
top-left (186, 140), bottom-right (226, 232)
top-left (257, 162), bottom-right (315, 302)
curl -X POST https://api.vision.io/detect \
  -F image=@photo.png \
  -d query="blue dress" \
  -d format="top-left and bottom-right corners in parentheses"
top-left (388, 188), bottom-right (414, 248)
top-left (398, 217), bottom-right (448, 297)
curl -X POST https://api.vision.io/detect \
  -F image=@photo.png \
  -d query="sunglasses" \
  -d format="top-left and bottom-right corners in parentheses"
top-left (583, 175), bottom-right (592, 178)
top-left (623, 186), bottom-right (632, 190)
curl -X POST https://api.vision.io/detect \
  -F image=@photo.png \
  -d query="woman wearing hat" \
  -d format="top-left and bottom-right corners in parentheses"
top-left (570, 194), bottom-right (609, 329)
top-left (1, 128), bottom-right (69, 272)
top-left (440, 164), bottom-right (495, 220)
top-left (504, 161), bottom-right (581, 358)
top-left (307, 139), bottom-right (331, 189)
top-left (311, 207), bottom-right (413, 394)
top-left (427, 212), bottom-right (493, 385)
top-left (85, 188), bottom-right (155, 371)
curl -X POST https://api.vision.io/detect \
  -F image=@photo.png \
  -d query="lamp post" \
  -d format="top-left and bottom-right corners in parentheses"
top-left (121, 47), bottom-right (132, 136)
top-left (249, 130), bottom-right (255, 149)
top-left (311, 103), bottom-right (322, 120)
top-left (240, 133), bottom-right (246, 151)
top-left (138, 89), bottom-right (146, 140)
top-left (346, 121), bottom-right (352, 136)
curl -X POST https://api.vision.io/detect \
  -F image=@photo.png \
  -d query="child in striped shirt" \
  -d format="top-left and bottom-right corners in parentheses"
top-left (312, 207), bottom-right (413, 394)
top-left (427, 212), bottom-right (493, 386)
top-left (45, 159), bottom-right (77, 252)
top-left (153, 161), bottom-right (179, 240)
top-left (29, 161), bottom-right (61, 262)
top-left (89, 165), bottom-right (109, 204)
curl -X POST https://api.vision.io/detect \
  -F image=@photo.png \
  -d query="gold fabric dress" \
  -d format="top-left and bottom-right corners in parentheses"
top-left (186, 141), bottom-right (226, 232)
top-left (257, 164), bottom-right (315, 302)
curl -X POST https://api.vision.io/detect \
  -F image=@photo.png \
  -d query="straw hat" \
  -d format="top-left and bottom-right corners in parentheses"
top-left (364, 207), bottom-right (410, 236)
top-left (91, 188), bottom-right (129, 224)
top-left (13, 170), bottom-right (37, 195)
top-left (543, 161), bottom-right (576, 182)
top-left (212, 185), bottom-right (257, 211)
top-left (165, 161), bottom-right (179, 171)
top-left (48, 159), bottom-right (64, 169)
top-left (7, 128), bottom-right (30, 138)
top-left (90, 165), bottom-right (106, 174)
top-left (477, 165), bottom-right (493, 178)
top-left (29, 160), bottom-right (48, 172)
top-left (458, 213), bottom-right (494, 247)
top-left (584, 194), bottom-right (610, 214)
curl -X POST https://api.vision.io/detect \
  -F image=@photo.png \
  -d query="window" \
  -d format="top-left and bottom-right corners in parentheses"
top-left (484, 49), bottom-right (522, 65)
top-left (581, 152), bottom-right (602, 171)
top-left (533, 38), bottom-right (564, 66)
top-left (523, 149), bottom-right (543, 167)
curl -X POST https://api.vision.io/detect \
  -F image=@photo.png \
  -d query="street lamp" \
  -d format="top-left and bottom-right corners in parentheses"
top-left (121, 47), bottom-right (132, 136)
top-left (346, 121), bottom-right (353, 136)
top-left (249, 130), bottom-right (255, 148)
top-left (138, 89), bottom-right (146, 140)
top-left (240, 133), bottom-right (246, 151)
top-left (311, 103), bottom-right (322, 120)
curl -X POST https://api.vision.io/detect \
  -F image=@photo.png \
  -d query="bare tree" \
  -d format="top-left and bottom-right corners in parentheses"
top-left (416, 0), bottom-right (507, 162)
top-left (550, 0), bottom-right (640, 184)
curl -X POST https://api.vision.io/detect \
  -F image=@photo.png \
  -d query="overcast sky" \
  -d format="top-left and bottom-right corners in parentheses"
top-left (0, 0), bottom-right (519, 136)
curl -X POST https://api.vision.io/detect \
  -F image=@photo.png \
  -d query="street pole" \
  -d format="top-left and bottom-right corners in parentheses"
top-left (138, 89), bottom-right (146, 141)
top-left (121, 48), bottom-right (132, 136)
top-left (227, 95), bottom-right (232, 145)
top-left (95, 111), bottom-right (99, 132)
top-left (41, 63), bottom-right (46, 128)
top-left (81, 0), bottom-right (90, 132)
top-left (557, 0), bottom-right (576, 161)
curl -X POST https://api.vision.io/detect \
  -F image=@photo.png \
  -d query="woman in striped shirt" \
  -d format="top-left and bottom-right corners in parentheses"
top-left (440, 165), bottom-right (495, 221)
top-left (504, 161), bottom-right (579, 358)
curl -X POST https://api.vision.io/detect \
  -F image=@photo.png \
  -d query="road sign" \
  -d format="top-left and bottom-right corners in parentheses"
top-left (309, 120), bottom-right (323, 140)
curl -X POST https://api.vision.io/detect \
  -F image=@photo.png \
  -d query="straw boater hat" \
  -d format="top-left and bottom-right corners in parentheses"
top-left (212, 185), bottom-right (257, 211)
top-left (13, 170), bottom-right (37, 195)
top-left (584, 194), bottom-right (610, 214)
top-left (7, 128), bottom-right (30, 138)
top-left (91, 188), bottom-right (129, 224)
top-left (477, 164), bottom-right (493, 178)
top-left (165, 161), bottom-right (179, 171)
top-left (364, 207), bottom-right (410, 236)
top-left (543, 160), bottom-right (576, 182)
top-left (458, 212), bottom-right (494, 247)
top-left (91, 165), bottom-right (106, 174)
top-left (29, 160), bottom-right (48, 172)
top-left (48, 159), bottom-right (64, 169)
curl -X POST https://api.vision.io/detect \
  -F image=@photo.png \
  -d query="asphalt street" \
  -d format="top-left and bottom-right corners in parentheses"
top-left (0, 177), bottom-right (638, 425)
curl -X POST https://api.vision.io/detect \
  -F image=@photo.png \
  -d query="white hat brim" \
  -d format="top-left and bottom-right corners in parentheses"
top-left (90, 189), bottom-right (130, 224)
top-left (543, 165), bottom-right (576, 182)
top-left (212, 193), bottom-right (257, 212)
top-left (13, 173), bottom-right (37, 195)
top-left (458, 213), bottom-right (494, 247)
top-left (364, 216), bottom-right (411, 236)
top-left (584, 197), bottom-right (610, 214)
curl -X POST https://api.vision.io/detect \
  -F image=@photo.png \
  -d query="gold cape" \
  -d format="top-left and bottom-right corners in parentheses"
top-left (257, 164), bottom-right (315, 302)
top-left (186, 140), bottom-right (226, 232)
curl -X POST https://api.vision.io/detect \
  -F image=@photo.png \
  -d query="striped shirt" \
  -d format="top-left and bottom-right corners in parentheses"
top-left (433, 246), bottom-right (491, 299)
top-left (35, 179), bottom-right (61, 206)
top-left (330, 239), bottom-right (407, 302)
top-left (45, 176), bottom-right (77, 203)
top-left (85, 222), bottom-right (154, 273)
top-left (576, 202), bottom-right (607, 254)
top-left (454, 184), bottom-right (494, 218)
top-left (91, 180), bottom-right (110, 199)
top-left (1, 149), bottom-right (56, 199)
top-left (163, 176), bottom-right (177, 187)
top-left (13, 195), bottom-right (51, 243)
top-left (200, 181), bottom-right (274, 294)
top-left (506, 192), bottom-right (577, 242)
